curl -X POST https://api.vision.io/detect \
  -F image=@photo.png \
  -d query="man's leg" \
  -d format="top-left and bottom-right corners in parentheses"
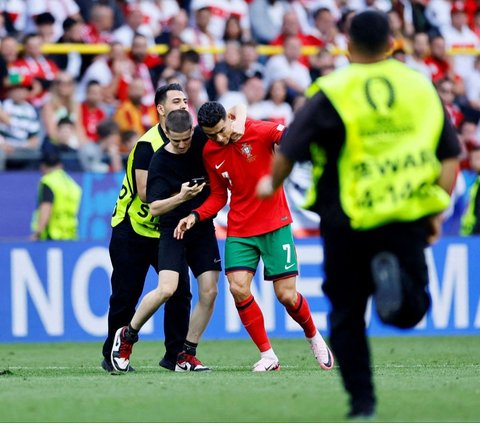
top-left (102, 222), bottom-right (156, 368)
top-left (322, 228), bottom-right (376, 418)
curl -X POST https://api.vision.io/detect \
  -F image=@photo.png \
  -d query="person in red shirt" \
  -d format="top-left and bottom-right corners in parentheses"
top-left (174, 101), bottom-right (333, 372)
top-left (80, 80), bottom-right (106, 142)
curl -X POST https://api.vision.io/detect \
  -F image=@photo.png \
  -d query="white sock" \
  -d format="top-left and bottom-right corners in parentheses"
top-left (307, 331), bottom-right (324, 344)
top-left (261, 348), bottom-right (278, 360)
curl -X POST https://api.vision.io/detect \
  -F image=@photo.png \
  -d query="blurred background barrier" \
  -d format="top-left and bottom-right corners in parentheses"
top-left (0, 237), bottom-right (479, 343)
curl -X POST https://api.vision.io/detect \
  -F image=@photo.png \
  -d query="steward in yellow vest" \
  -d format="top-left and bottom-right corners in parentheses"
top-left (31, 153), bottom-right (82, 240)
top-left (460, 176), bottom-right (480, 235)
top-left (258, 11), bottom-right (461, 420)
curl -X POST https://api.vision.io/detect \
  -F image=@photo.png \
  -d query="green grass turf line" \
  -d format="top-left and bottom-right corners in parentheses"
top-left (0, 337), bottom-right (478, 422)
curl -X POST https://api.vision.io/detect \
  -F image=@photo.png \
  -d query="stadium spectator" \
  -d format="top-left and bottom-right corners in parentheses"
top-left (33, 12), bottom-right (56, 43)
top-left (264, 35), bottom-right (312, 102)
top-left (424, 34), bottom-right (456, 83)
top-left (80, 3), bottom-right (114, 45)
top-left (174, 101), bottom-right (334, 373)
top-left (136, 0), bottom-right (181, 39)
top-left (111, 109), bottom-right (221, 373)
top-left (79, 119), bottom-right (123, 172)
top-left (112, 3), bottom-right (154, 47)
top-left (258, 10), bottom-right (460, 418)
top-left (464, 55), bottom-right (480, 111)
top-left (190, 0), bottom-right (251, 42)
top-left (41, 71), bottom-right (86, 149)
top-left (25, 0), bottom-right (81, 41)
top-left (181, 6), bottom-right (221, 80)
top-left (30, 151), bottom-right (82, 240)
top-left (440, 1), bottom-right (479, 79)
top-left (0, 36), bottom-right (20, 95)
top-left (154, 8), bottom-right (189, 49)
top-left (249, 79), bottom-right (293, 125)
top-left (405, 32), bottom-right (433, 79)
top-left (185, 76), bottom-right (209, 125)
top-left (0, 75), bottom-right (40, 170)
top-left (223, 15), bottom-right (243, 43)
top-left (10, 33), bottom-right (60, 107)
top-left (207, 40), bottom-right (245, 100)
top-left (239, 41), bottom-right (264, 80)
top-left (80, 80), bottom-right (107, 143)
top-left (436, 77), bottom-right (464, 128)
top-left (309, 47), bottom-right (336, 81)
top-left (387, 8), bottom-right (411, 52)
top-left (113, 77), bottom-right (157, 135)
top-left (2, 0), bottom-right (27, 34)
top-left (50, 17), bottom-right (90, 81)
top-left (156, 47), bottom-right (183, 88)
top-left (101, 83), bottom-right (193, 374)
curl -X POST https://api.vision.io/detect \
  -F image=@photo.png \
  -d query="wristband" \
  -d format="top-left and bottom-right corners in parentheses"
top-left (191, 211), bottom-right (200, 223)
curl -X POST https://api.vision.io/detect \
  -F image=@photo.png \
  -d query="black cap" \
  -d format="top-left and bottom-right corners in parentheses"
top-left (34, 12), bottom-right (56, 26)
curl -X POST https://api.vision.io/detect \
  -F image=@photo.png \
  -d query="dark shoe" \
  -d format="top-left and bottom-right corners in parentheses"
top-left (346, 408), bottom-right (376, 421)
top-left (175, 352), bottom-right (211, 372)
top-left (371, 252), bottom-right (403, 324)
top-left (111, 326), bottom-right (138, 372)
top-left (101, 358), bottom-right (135, 373)
top-left (159, 356), bottom-right (176, 371)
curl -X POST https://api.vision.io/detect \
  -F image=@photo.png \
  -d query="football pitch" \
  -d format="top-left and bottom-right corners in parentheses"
top-left (0, 337), bottom-right (478, 422)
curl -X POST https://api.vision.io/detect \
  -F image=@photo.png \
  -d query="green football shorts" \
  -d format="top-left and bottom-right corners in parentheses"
top-left (225, 224), bottom-right (298, 280)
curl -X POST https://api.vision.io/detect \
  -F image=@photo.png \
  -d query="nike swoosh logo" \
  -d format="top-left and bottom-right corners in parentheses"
top-left (284, 263), bottom-right (295, 270)
top-left (323, 350), bottom-right (333, 368)
top-left (215, 160), bottom-right (225, 169)
top-left (214, 258), bottom-right (221, 263)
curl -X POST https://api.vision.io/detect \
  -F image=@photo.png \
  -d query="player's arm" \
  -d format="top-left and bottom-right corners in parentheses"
top-left (149, 182), bottom-right (206, 217)
top-left (227, 103), bottom-right (247, 142)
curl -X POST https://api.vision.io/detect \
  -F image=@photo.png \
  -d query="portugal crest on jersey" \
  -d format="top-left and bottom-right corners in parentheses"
top-left (240, 143), bottom-right (256, 162)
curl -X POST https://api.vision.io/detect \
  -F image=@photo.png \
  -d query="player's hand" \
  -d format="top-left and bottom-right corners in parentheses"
top-left (179, 181), bottom-right (206, 201)
top-left (426, 213), bottom-right (443, 245)
top-left (256, 175), bottom-right (275, 199)
top-left (174, 213), bottom-right (197, 239)
top-left (229, 118), bottom-right (245, 143)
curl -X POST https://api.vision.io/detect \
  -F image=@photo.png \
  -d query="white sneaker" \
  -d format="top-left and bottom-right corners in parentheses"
top-left (308, 335), bottom-right (334, 370)
top-left (252, 357), bottom-right (280, 372)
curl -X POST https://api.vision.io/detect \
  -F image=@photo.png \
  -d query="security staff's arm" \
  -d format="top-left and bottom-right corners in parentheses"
top-left (133, 142), bottom-right (155, 203)
top-left (149, 182), bottom-right (206, 217)
top-left (257, 151), bottom-right (294, 198)
top-left (31, 184), bottom-right (54, 240)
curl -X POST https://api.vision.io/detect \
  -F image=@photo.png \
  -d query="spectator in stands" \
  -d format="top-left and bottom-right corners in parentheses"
top-left (10, 33), bottom-right (59, 107)
top-left (76, 0), bottom-right (124, 30)
top-left (207, 40), bottom-right (245, 100)
top-left (240, 41), bottom-right (264, 80)
top-left (30, 151), bottom-right (82, 241)
top-left (223, 15), bottom-right (243, 43)
top-left (156, 47), bottom-right (182, 87)
top-left (464, 55), bottom-right (480, 111)
top-left (185, 76), bottom-right (208, 125)
top-left (309, 47), bottom-right (336, 81)
top-left (80, 80), bottom-right (107, 143)
top-left (425, 34), bottom-right (455, 83)
top-left (81, 3), bottom-right (114, 44)
top-left (41, 71), bottom-right (86, 149)
top-left (119, 129), bottom-right (137, 157)
top-left (178, 49), bottom-right (203, 84)
top-left (79, 119), bottom-right (123, 173)
top-left (441, 1), bottom-right (479, 79)
top-left (264, 35), bottom-right (312, 102)
top-left (251, 79), bottom-right (293, 125)
top-left (155, 8), bottom-right (189, 49)
top-left (43, 116), bottom-right (79, 156)
top-left (33, 12), bottom-right (56, 43)
top-left (270, 10), bottom-right (321, 67)
top-left (190, 0), bottom-right (251, 41)
top-left (26, 0), bottom-right (81, 41)
top-left (50, 17), bottom-right (90, 81)
top-left (248, 0), bottom-right (288, 44)
top-left (181, 6), bottom-right (220, 79)
top-left (437, 77), bottom-right (464, 128)
top-left (112, 3), bottom-right (154, 47)
top-left (113, 77), bottom-right (157, 135)
top-left (3, 0), bottom-right (27, 34)
top-left (137, 0), bottom-right (180, 39)
top-left (0, 75), bottom-right (40, 171)
top-left (405, 32), bottom-right (433, 79)
top-left (388, 8), bottom-right (411, 52)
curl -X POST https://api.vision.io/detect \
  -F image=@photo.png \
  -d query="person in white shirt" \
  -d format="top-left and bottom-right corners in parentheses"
top-left (440, 2), bottom-right (479, 79)
top-left (405, 31), bottom-right (433, 79)
top-left (264, 35), bottom-right (312, 99)
top-left (112, 4), bottom-right (155, 47)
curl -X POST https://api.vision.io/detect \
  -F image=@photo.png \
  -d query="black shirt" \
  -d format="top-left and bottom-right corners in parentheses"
top-left (147, 127), bottom-right (209, 229)
top-left (280, 91), bottom-right (462, 229)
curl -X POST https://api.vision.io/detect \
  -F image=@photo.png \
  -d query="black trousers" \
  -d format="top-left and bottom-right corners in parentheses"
top-left (321, 220), bottom-right (431, 411)
top-left (102, 218), bottom-right (192, 363)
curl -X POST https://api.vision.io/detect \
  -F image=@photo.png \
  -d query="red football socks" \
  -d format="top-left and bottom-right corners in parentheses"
top-left (236, 295), bottom-right (271, 352)
top-left (286, 293), bottom-right (317, 338)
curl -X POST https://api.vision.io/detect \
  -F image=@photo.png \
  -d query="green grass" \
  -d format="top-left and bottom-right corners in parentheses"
top-left (0, 337), bottom-right (478, 422)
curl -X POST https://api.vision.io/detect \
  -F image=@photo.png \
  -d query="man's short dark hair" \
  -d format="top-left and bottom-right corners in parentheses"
top-left (154, 83), bottom-right (184, 107)
top-left (349, 10), bottom-right (390, 56)
top-left (197, 102), bottom-right (226, 128)
top-left (165, 109), bottom-right (193, 133)
top-left (97, 119), bottom-right (120, 138)
top-left (40, 151), bottom-right (61, 167)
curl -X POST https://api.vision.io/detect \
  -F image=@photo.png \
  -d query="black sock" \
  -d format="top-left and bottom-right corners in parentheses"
top-left (184, 340), bottom-right (198, 356)
top-left (126, 324), bottom-right (139, 343)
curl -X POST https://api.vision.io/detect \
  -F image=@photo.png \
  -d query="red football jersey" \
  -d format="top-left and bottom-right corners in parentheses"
top-left (194, 119), bottom-right (292, 237)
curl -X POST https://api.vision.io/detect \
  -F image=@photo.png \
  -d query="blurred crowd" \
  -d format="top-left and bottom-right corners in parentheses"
top-left (0, 0), bottom-right (480, 177)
